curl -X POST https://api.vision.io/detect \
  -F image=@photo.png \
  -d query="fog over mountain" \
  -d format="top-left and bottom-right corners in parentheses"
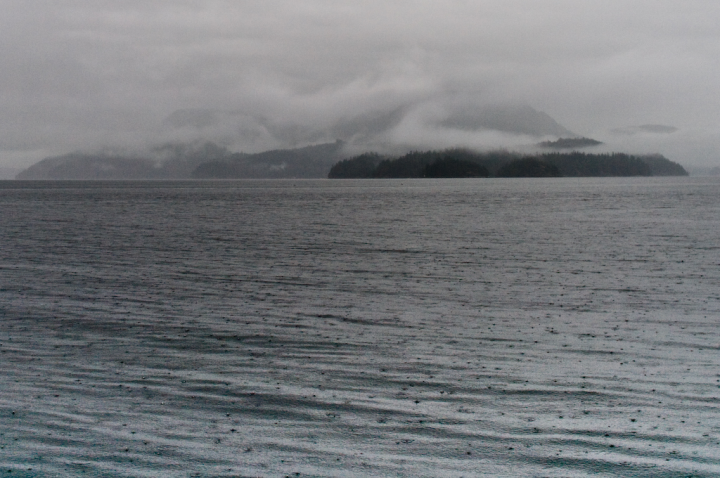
top-left (610, 124), bottom-right (680, 136)
top-left (2, 1), bottom-right (720, 171)
top-left (159, 101), bottom-right (576, 153)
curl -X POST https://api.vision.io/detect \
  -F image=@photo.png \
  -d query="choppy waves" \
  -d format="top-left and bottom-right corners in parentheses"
top-left (1, 178), bottom-right (719, 477)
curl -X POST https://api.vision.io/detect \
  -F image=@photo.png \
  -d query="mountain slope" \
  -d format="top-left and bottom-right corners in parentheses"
top-left (193, 141), bottom-right (347, 179)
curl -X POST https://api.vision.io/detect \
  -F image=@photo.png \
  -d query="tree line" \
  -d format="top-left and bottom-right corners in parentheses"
top-left (328, 149), bottom-right (688, 178)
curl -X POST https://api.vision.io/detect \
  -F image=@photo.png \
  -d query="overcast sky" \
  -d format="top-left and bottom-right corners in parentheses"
top-left (2, 0), bottom-right (719, 168)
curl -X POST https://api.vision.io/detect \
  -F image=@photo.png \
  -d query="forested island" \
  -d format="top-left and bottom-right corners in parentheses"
top-left (328, 150), bottom-right (688, 178)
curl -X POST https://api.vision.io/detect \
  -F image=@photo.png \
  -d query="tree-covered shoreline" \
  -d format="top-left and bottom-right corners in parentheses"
top-left (15, 141), bottom-right (688, 180)
top-left (328, 149), bottom-right (688, 178)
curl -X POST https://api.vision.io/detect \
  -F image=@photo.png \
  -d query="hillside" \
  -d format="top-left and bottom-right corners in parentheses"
top-left (15, 142), bottom-right (345, 180)
top-left (328, 150), bottom-right (688, 179)
top-left (192, 141), bottom-right (346, 179)
top-left (16, 143), bottom-right (231, 180)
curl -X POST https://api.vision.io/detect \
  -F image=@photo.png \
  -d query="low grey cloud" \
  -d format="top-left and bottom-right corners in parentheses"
top-left (1, 0), bottom-right (719, 168)
top-left (610, 125), bottom-right (679, 136)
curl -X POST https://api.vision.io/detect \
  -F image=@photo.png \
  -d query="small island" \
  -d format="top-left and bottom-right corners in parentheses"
top-left (538, 137), bottom-right (602, 149)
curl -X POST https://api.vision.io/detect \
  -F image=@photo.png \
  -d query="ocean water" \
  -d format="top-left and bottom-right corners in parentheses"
top-left (0, 177), bottom-right (719, 477)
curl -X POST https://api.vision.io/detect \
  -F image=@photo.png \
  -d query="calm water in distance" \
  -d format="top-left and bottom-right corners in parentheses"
top-left (1, 177), bottom-right (719, 477)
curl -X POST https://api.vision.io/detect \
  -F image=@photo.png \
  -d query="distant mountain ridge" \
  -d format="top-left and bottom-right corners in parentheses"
top-left (16, 141), bottom-right (347, 180)
top-left (14, 103), bottom-right (689, 180)
top-left (439, 104), bottom-right (575, 137)
top-left (15, 142), bottom-right (232, 180)
top-left (158, 102), bottom-right (577, 154)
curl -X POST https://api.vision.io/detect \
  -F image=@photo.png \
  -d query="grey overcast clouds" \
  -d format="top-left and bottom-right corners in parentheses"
top-left (2, 0), bottom-right (719, 169)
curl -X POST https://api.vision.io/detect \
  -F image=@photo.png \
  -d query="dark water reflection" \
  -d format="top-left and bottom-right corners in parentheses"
top-left (1, 178), bottom-right (719, 476)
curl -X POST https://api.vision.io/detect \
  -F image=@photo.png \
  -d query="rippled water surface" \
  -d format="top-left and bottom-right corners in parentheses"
top-left (1, 178), bottom-right (719, 477)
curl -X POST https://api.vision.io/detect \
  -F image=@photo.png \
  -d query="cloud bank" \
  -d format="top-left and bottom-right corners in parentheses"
top-left (1, 1), bottom-right (719, 168)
